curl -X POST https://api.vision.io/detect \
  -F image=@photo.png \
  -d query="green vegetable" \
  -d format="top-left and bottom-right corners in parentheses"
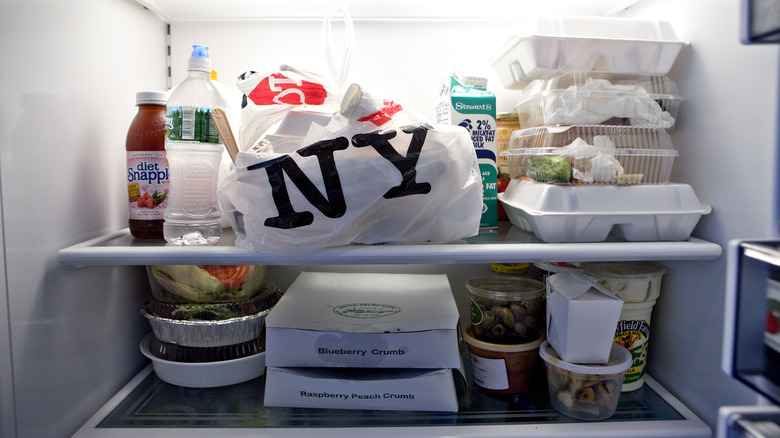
top-left (152, 265), bottom-right (222, 301)
top-left (529, 155), bottom-right (572, 183)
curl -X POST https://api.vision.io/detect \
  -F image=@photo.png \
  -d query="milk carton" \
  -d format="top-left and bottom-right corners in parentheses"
top-left (436, 72), bottom-right (497, 228)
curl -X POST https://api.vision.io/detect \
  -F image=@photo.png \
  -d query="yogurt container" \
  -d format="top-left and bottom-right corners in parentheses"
top-left (581, 261), bottom-right (666, 302)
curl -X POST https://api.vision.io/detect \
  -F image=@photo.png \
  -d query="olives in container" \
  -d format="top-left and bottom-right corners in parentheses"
top-left (466, 276), bottom-right (545, 344)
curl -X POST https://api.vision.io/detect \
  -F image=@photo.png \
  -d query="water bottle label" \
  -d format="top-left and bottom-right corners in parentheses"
top-left (127, 151), bottom-right (169, 220)
top-left (166, 106), bottom-right (221, 143)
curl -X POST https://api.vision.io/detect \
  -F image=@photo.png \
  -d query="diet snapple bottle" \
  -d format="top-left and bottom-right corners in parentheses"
top-left (164, 45), bottom-right (225, 245)
top-left (436, 72), bottom-right (497, 228)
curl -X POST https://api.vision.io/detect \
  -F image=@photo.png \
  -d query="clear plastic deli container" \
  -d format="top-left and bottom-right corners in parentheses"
top-left (466, 276), bottom-right (546, 345)
top-left (505, 125), bottom-right (678, 185)
top-left (147, 265), bottom-right (268, 303)
top-left (540, 340), bottom-right (631, 421)
top-left (514, 72), bottom-right (683, 129)
top-left (489, 16), bottom-right (687, 89)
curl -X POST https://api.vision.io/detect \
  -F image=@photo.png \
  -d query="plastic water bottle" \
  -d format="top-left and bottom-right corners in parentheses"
top-left (164, 45), bottom-right (225, 245)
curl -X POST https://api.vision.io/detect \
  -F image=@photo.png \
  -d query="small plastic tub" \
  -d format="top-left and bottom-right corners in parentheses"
top-left (540, 341), bottom-right (631, 420)
top-left (514, 72), bottom-right (683, 129)
top-left (147, 265), bottom-right (267, 303)
top-left (466, 276), bottom-right (546, 344)
top-left (581, 262), bottom-right (666, 302)
top-left (464, 327), bottom-right (543, 394)
top-left (505, 126), bottom-right (678, 185)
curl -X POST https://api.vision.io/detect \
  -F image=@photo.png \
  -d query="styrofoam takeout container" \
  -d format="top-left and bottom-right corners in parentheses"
top-left (140, 333), bottom-right (266, 388)
top-left (514, 72), bottom-right (683, 129)
top-left (499, 180), bottom-right (711, 242)
top-left (505, 125), bottom-right (678, 185)
top-left (489, 16), bottom-right (688, 89)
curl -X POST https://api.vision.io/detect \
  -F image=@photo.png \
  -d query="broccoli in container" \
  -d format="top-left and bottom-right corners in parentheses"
top-left (529, 155), bottom-right (573, 183)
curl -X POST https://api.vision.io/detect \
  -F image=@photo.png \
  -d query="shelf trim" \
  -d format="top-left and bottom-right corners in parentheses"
top-left (72, 365), bottom-right (711, 437)
top-left (57, 228), bottom-right (722, 266)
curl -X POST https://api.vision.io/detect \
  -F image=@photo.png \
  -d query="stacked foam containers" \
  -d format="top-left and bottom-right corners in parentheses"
top-left (490, 16), bottom-right (710, 243)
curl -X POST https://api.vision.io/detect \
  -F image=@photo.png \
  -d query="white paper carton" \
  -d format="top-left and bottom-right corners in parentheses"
top-left (546, 272), bottom-right (624, 364)
top-left (263, 366), bottom-right (461, 412)
top-left (265, 272), bottom-right (461, 369)
top-left (436, 71), bottom-right (497, 228)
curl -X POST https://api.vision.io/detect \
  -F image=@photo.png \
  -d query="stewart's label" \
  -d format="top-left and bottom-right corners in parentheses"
top-left (436, 73), bottom-right (496, 228)
top-left (127, 151), bottom-right (169, 220)
top-left (615, 319), bottom-right (651, 386)
top-left (166, 106), bottom-right (221, 143)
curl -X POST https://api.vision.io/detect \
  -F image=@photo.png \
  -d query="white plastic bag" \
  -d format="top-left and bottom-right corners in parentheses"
top-left (227, 85), bottom-right (483, 254)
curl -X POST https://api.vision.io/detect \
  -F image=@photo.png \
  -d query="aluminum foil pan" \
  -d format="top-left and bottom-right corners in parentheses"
top-left (141, 307), bottom-right (270, 347)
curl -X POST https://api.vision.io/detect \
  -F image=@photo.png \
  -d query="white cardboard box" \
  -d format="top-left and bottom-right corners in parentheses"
top-left (265, 272), bottom-right (461, 369)
top-left (546, 272), bottom-right (624, 364)
top-left (263, 366), bottom-right (461, 412)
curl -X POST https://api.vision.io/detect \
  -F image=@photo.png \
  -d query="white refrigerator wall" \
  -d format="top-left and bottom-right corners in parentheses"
top-left (622, 0), bottom-right (780, 425)
top-left (0, 0), bottom-right (778, 437)
top-left (0, 0), bottom-right (167, 436)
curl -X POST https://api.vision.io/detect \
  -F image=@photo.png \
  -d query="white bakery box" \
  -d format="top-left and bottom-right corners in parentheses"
top-left (262, 272), bottom-right (464, 412)
top-left (264, 272), bottom-right (462, 369)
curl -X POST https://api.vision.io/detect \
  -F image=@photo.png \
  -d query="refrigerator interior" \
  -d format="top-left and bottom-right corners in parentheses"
top-left (1, 0), bottom-right (779, 436)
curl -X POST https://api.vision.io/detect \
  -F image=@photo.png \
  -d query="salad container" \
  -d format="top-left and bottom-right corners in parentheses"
top-left (147, 264), bottom-right (267, 303)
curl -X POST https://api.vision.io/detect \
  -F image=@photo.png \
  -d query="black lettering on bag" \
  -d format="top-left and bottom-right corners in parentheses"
top-left (351, 123), bottom-right (432, 199)
top-left (247, 137), bottom-right (349, 229)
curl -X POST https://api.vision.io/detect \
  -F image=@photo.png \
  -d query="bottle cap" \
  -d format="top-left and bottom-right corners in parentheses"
top-left (188, 45), bottom-right (212, 72)
top-left (136, 91), bottom-right (169, 105)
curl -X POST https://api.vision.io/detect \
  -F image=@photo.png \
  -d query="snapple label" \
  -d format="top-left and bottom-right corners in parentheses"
top-left (436, 73), bottom-right (497, 228)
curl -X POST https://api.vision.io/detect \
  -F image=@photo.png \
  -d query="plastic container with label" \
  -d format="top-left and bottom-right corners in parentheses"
top-left (464, 327), bottom-right (543, 394)
top-left (126, 91), bottom-right (169, 239)
top-left (164, 45), bottom-right (226, 246)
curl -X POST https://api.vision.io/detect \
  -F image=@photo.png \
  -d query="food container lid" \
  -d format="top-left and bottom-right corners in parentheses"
top-left (464, 327), bottom-right (544, 352)
top-left (539, 340), bottom-right (631, 375)
top-left (466, 276), bottom-right (545, 300)
top-left (581, 261), bottom-right (666, 280)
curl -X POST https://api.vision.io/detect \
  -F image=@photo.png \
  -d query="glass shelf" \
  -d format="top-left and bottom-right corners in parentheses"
top-left (73, 365), bottom-right (710, 437)
top-left (58, 223), bottom-right (721, 266)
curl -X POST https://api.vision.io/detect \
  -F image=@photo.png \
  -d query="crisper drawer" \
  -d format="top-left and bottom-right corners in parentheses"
top-left (72, 365), bottom-right (710, 437)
